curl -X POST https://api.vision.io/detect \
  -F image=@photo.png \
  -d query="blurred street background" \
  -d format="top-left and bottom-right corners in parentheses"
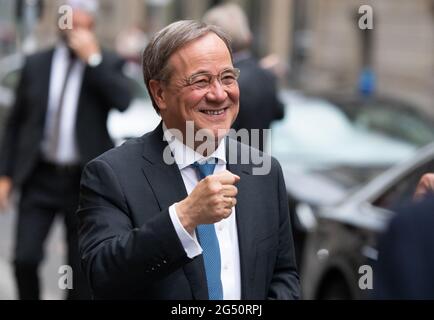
top-left (1, 0), bottom-right (432, 111)
top-left (0, 0), bottom-right (433, 300)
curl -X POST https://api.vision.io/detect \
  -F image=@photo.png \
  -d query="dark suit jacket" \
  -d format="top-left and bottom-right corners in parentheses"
top-left (0, 47), bottom-right (132, 186)
top-left (373, 196), bottom-right (434, 299)
top-left (77, 123), bottom-right (300, 300)
top-left (233, 55), bottom-right (284, 151)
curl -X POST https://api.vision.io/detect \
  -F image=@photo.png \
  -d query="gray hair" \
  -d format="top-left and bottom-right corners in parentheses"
top-left (142, 20), bottom-right (233, 113)
top-left (66, 0), bottom-right (99, 16)
top-left (202, 3), bottom-right (252, 53)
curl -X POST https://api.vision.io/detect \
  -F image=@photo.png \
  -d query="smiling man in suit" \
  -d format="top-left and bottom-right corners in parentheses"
top-left (0, 0), bottom-right (132, 299)
top-left (77, 20), bottom-right (300, 300)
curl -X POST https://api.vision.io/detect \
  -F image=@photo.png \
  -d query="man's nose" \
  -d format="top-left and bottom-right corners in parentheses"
top-left (206, 79), bottom-right (228, 102)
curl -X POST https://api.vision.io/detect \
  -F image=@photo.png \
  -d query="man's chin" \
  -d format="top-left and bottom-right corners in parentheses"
top-left (206, 127), bottom-right (230, 142)
top-left (215, 128), bottom-right (230, 140)
top-left (191, 126), bottom-right (230, 149)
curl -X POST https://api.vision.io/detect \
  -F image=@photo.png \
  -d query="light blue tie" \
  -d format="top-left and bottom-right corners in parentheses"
top-left (192, 160), bottom-right (223, 300)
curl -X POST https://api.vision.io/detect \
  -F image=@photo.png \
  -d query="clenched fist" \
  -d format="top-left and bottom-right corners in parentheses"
top-left (176, 170), bottom-right (240, 234)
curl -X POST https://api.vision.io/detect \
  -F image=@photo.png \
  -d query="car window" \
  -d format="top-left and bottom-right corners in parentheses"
top-left (129, 76), bottom-right (149, 100)
top-left (354, 107), bottom-right (434, 147)
top-left (122, 62), bottom-right (150, 100)
top-left (271, 94), bottom-right (416, 171)
top-left (1, 69), bottom-right (20, 90)
top-left (373, 159), bottom-right (434, 209)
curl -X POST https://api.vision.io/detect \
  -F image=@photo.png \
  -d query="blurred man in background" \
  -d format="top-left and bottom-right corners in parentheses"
top-left (414, 173), bottom-right (434, 200)
top-left (203, 3), bottom-right (284, 152)
top-left (373, 173), bottom-right (434, 299)
top-left (115, 25), bottom-right (148, 82)
top-left (0, 0), bottom-right (132, 299)
top-left (373, 195), bottom-right (434, 299)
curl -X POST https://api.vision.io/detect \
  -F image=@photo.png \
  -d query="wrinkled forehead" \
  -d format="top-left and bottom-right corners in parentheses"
top-left (168, 33), bottom-right (233, 77)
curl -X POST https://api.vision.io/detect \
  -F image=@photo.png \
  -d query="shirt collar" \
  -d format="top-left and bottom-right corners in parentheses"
top-left (55, 42), bottom-right (79, 62)
top-left (162, 122), bottom-right (227, 170)
top-left (55, 42), bottom-right (68, 57)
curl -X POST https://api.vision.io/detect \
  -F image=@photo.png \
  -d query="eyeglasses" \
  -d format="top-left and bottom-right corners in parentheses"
top-left (186, 68), bottom-right (240, 91)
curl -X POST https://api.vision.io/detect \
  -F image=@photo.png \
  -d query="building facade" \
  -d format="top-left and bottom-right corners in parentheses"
top-left (298, 0), bottom-right (434, 115)
top-left (22, 0), bottom-right (434, 115)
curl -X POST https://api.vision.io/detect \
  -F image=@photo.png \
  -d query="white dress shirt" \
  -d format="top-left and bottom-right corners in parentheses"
top-left (164, 124), bottom-right (241, 300)
top-left (41, 44), bottom-right (85, 164)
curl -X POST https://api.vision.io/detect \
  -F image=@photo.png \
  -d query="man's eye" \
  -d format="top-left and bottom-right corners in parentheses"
top-left (191, 77), bottom-right (209, 87)
top-left (221, 73), bottom-right (236, 84)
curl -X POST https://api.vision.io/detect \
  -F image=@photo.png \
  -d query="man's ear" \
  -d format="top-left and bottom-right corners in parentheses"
top-left (149, 80), bottom-right (168, 112)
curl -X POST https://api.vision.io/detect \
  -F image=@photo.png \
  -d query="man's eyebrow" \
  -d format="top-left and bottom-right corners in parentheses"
top-left (188, 67), bottom-right (234, 77)
top-left (188, 69), bottom-right (211, 78)
top-left (188, 70), bottom-right (211, 77)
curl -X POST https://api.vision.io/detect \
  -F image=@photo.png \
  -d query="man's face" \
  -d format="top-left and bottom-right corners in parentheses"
top-left (60, 9), bottom-right (94, 42)
top-left (158, 33), bottom-right (240, 144)
top-left (72, 9), bottom-right (94, 30)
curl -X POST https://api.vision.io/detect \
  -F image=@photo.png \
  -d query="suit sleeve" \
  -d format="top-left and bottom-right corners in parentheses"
top-left (0, 60), bottom-right (29, 178)
top-left (373, 199), bottom-right (434, 299)
top-left (84, 52), bottom-right (133, 112)
top-left (77, 158), bottom-right (191, 298)
top-left (267, 158), bottom-right (301, 300)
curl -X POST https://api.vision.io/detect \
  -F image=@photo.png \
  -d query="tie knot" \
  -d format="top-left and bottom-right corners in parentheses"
top-left (192, 159), bottom-right (216, 179)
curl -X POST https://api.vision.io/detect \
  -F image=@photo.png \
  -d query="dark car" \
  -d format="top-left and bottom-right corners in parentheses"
top-left (299, 142), bottom-right (434, 299)
top-left (270, 90), bottom-right (428, 265)
top-left (327, 94), bottom-right (434, 148)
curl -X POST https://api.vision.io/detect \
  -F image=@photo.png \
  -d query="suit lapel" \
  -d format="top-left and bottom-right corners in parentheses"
top-left (226, 138), bottom-right (256, 300)
top-left (38, 49), bottom-right (55, 125)
top-left (141, 123), bottom-right (208, 300)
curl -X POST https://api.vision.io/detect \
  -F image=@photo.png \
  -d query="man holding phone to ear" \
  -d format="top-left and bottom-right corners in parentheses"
top-left (0, 0), bottom-right (132, 299)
